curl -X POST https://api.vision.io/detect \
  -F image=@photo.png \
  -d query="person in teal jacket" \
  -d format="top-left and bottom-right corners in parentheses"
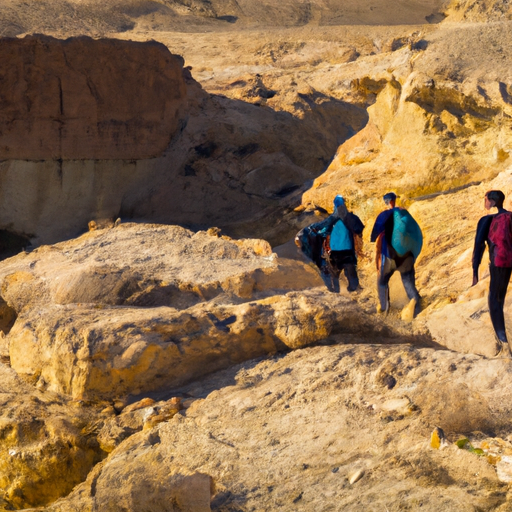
top-left (297, 195), bottom-right (364, 293)
top-left (370, 192), bottom-right (422, 314)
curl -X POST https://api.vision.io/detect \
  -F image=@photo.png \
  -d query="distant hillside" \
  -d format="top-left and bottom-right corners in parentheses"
top-left (0, 0), bottom-right (448, 38)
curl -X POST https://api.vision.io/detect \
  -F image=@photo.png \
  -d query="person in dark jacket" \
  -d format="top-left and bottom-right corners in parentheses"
top-left (472, 190), bottom-right (512, 357)
top-left (296, 195), bottom-right (364, 293)
top-left (370, 192), bottom-right (421, 316)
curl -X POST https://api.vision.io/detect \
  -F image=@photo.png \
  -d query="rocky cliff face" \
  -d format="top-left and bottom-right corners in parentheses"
top-left (0, 36), bottom-right (187, 160)
top-left (0, 35), bottom-right (365, 249)
top-left (302, 22), bottom-right (512, 212)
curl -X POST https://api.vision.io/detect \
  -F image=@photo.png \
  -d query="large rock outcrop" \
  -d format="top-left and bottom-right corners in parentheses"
top-left (0, 35), bottom-right (367, 248)
top-left (0, 36), bottom-right (187, 160)
top-left (302, 22), bottom-right (512, 213)
top-left (0, 222), bottom-right (401, 401)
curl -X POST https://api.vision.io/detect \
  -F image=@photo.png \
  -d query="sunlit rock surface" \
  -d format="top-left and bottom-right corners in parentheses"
top-left (43, 344), bottom-right (512, 511)
top-left (0, 223), bottom-right (392, 401)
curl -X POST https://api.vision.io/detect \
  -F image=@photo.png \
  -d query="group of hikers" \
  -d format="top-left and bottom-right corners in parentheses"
top-left (296, 189), bottom-right (512, 358)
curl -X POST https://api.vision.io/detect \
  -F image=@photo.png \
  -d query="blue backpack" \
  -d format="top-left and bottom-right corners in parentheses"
top-left (329, 219), bottom-right (353, 251)
top-left (391, 209), bottom-right (423, 260)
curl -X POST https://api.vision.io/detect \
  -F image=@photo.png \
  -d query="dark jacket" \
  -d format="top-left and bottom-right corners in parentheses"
top-left (296, 212), bottom-right (364, 267)
top-left (370, 207), bottom-right (398, 259)
top-left (472, 208), bottom-right (509, 277)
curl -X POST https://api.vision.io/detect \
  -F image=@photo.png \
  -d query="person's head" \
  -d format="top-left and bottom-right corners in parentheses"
top-left (485, 190), bottom-right (505, 210)
top-left (333, 194), bottom-right (348, 218)
top-left (333, 195), bottom-right (345, 209)
top-left (383, 192), bottom-right (397, 209)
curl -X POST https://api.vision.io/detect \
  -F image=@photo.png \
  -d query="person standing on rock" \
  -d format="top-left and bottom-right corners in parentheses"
top-left (296, 195), bottom-right (364, 293)
top-left (370, 192), bottom-right (422, 320)
top-left (472, 190), bottom-right (512, 357)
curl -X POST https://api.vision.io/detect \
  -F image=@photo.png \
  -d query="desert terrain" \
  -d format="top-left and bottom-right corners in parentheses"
top-left (1, 0), bottom-right (512, 511)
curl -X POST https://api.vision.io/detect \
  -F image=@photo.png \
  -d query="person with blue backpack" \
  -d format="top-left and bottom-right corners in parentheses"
top-left (296, 195), bottom-right (364, 293)
top-left (370, 192), bottom-right (423, 318)
top-left (472, 190), bottom-right (512, 357)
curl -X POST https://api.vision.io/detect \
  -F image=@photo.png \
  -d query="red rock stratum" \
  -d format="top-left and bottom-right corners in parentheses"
top-left (0, 35), bottom-right (186, 160)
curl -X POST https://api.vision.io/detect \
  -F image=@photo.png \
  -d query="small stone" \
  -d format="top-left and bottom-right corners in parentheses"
top-left (181, 398), bottom-right (196, 409)
top-left (497, 455), bottom-right (512, 483)
top-left (348, 469), bottom-right (364, 484)
top-left (35, 376), bottom-right (47, 391)
top-left (292, 492), bottom-right (303, 503)
top-left (113, 400), bottom-right (127, 414)
top-left (383, 374), bottom-right (396, 389)
top-left (430, 426), bottom-right (448, 449)
top-left (101, 405), bottom-right (116, 416)
top-left (207, 227), bottom-right (222, 237)
top-left (123, 397), bottom-right (156, 414)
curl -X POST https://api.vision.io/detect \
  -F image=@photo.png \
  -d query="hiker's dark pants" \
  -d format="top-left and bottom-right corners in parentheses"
top-left (489, 265), bottom-right (512, 344)
top-left (320, 250), bottom-right (359, 293)
top-left (378, 253), bottom-right (420, 311)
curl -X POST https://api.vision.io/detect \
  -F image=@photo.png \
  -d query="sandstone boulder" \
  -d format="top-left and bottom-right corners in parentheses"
top-left (0, 223), bottom-right (320, 312)
top-left (0, 222), bottom-right (399, 401)
top-left (8, 288), bottom-right (379, 400)
top-left (0, 363), bottom-right (105, 510)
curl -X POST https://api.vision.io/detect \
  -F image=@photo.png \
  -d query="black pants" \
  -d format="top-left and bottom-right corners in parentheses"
top-left (320, 251), bottom-right (359, 293)
top-left (378, 253), bottom-right (420, 312)
top-left (489, 265), bottom-right (512, 343)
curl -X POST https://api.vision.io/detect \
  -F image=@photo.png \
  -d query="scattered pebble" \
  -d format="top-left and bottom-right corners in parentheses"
top-left (430, 426), bottom-right (448, 450)
top-left (349, 469), bottom-right (365, 484)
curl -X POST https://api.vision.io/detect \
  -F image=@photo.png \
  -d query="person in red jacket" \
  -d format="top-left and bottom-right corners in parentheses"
top-left (472, 190), bottom-right (512, 357)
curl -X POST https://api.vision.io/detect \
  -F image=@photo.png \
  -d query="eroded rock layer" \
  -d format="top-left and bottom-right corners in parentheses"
top-left (0, 35), bottom-right (186, 160)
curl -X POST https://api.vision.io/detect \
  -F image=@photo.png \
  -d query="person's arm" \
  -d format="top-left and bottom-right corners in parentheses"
top-left (472, 215), bottom-right (492, 286)
top-left (370, 210), bottom-right (392, 242)
top-left (375, 232), bottom-right (384, 270)
top-left (315, 216), bottom-right (336, 237)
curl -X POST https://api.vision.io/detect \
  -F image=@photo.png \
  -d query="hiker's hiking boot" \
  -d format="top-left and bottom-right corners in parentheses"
top-left (493, 340), bottom-right (512, 359)
top-left (376, 304), bottom-right (388, 315)
top-left (401, 298), bottom-right (417, 322)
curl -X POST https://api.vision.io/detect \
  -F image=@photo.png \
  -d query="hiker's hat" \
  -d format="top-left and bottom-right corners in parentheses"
top-left (383, 192), bottom-right (397, 203)
top-left (333, 195), bottom-right (345, 207)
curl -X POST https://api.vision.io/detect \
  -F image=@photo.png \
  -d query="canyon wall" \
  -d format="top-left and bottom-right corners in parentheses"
top-left (0, 35), bottom-right (365, 249)
top-left (0, 36), bottom-right (186, 160)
